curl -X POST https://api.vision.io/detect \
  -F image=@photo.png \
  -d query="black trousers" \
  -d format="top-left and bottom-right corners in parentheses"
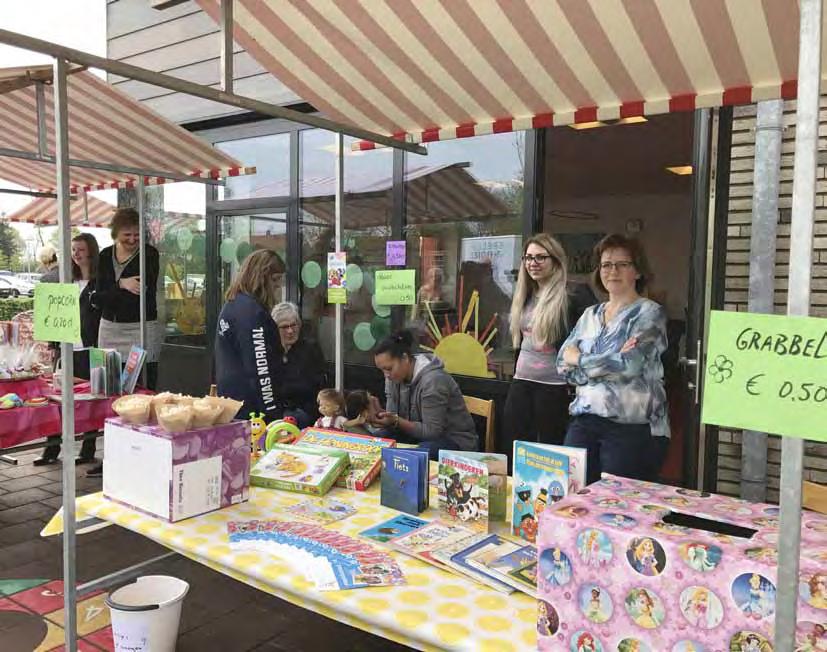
top-left (503, 380), bottom-right (572, 460)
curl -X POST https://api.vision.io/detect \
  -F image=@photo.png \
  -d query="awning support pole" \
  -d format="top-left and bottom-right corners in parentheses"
top-left (220, 0), bottom-right (234, 93)
top-left (742, 99), bottom-right (783, 503)
top-left (775, 0), bottom-right (822, 648)
top-left (54, 55), bottom-right (78, 652)
top-left (35, 81), bottom-right (48, 158)
top-left (0, 188), bottom-right (58, 199)
top-left (138, 177), bottom-right (147, 386)
top-left (334, 133), bottom-right (343, 392)
top-left (0, 146), bottom-right (224, 187)
top-left (0, 28), bottom-right (427, 155)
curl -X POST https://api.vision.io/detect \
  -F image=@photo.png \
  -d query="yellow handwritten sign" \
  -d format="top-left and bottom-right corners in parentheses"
top-left (701, 310), bottom-right (827, 441)
top-left (375, 270), bottom-right (415, 306)
top-left (34, 282), bottom-right (81, 343)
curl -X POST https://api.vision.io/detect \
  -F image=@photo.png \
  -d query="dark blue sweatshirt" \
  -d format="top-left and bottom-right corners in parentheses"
top-left (215, 293), bottom-right (282, 420)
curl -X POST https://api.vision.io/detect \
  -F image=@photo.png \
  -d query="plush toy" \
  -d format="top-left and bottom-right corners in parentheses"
top-left (0, 393), bottom-right (23, 409)
top-left (249, 412), bottom-right (267, 459)
top-left (264, 416), bottom-right (301, 450)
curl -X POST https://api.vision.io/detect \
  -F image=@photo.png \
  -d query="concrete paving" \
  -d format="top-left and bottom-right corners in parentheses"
top-left (0, 440), bottom-right (414, 651)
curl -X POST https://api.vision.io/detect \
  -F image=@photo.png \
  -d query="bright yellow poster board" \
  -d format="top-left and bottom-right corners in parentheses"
top-left (375, 270), bottom-right (415, 305)
top-left (34, 282), bottom-right (81, 343)
top-left (701, 310), bottom-right (827, 441)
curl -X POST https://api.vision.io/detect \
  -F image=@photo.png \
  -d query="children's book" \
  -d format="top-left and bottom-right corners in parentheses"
top-left (449, 534), bottom-right (516, 594)
top-left (389, 520), bottom-right (474, 567)
top-left (285, 498), bottom-right (357, 524)
top-left (437, 450), bottom-right (489, 533)
top-left (380, 448), bottom-right (429, 515)
top-left (511, 441), bottom-right (587, 543)
top-left (294, 428), bottom-right (396, 491)
top-left (120, 345), bottom-right (147, 394)
top-left (359, 514), bottom-right (429, 543)
top-left (430, 533), bottom-right (513, 593)
top-left (483, 544), bottom-right (538, 597)
top-left (453, 451), bottom-right (507, 521)
top-left (250, 443), bottom-right (348, 496)
top-left (90, 347), bottom-right (122, 396)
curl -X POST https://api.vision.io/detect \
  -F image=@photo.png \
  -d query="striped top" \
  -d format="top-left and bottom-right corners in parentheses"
top-left (557, 298), bottom-right (670, 438)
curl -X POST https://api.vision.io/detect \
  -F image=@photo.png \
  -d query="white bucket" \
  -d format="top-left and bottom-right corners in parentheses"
top-left (106, 575), bottom-right (189, 652)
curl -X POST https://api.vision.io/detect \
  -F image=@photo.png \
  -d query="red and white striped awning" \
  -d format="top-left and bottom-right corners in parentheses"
top-left (2, 193), bottom-right (202, 230)
top-left (0, 67), bottom-right (253, 193)
top-left (195, 0), bottom-right (809, 148)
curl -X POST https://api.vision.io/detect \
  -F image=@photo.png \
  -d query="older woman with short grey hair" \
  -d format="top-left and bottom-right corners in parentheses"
top-left (270, 301), bottom-right (327, 428)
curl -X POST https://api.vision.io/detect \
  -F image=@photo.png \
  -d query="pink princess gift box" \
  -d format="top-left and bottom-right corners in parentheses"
top-left (103, 417), bottom-right (250, 522)
top-left (536, 473), bottom-right (827, 652)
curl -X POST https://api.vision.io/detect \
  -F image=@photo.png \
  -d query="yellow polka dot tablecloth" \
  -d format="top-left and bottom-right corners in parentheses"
top-left (47, 483), bottom-right (537, 652)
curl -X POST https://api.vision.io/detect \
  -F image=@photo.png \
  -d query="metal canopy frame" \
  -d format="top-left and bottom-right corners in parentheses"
top-left (0, 0), bottom-right (821, 646)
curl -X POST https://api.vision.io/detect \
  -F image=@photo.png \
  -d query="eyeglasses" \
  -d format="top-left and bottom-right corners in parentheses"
top-left (523, 254), bottom-right (552, 264)
top-left (278, 323), bottom-right (299, 331)
top-left (599, 261), bottom-right (635, 272)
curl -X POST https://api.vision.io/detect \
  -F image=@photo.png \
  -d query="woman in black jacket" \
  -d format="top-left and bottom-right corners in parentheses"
top-left (92, 208), bottom-right (161, 389)
top-left (34, 233), bottom-right (102, 466)
top-left (215, 249), bottom-right (287, 421)
top-left (270, 301), bottom-right (326, 427)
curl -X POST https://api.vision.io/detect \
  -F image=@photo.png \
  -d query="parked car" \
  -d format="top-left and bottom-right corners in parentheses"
top-left (17, 272), bottom-right (42, 284)
top-left (0, 276), bottom-right (34, 298)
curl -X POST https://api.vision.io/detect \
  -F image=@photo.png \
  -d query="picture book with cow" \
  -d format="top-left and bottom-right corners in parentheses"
top-left (437, 450), bottom-right (489, 533)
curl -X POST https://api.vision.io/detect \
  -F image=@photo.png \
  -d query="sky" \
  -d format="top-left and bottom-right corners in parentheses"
top-left (0, 0), bottom-right (109, 255)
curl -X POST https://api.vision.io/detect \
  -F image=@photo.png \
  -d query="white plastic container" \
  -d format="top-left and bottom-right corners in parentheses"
top-left (105, 575), bottom-right (189, 652)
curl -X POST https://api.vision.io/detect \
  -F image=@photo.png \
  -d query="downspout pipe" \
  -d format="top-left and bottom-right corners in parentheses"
top-left (741, 99), bottom-right (784, 503)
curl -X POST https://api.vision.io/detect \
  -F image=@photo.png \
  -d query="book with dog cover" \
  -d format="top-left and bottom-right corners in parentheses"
top-left (511, 441), bottom-right (587, 543)
top-left (437, 450), bottom-right (489, 534)
top-left (453, 451), bottom-right (507, 521)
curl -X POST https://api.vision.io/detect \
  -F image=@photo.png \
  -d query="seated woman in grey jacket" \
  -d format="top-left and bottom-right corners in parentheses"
top-left (372, 329), bottom-right (478, 459)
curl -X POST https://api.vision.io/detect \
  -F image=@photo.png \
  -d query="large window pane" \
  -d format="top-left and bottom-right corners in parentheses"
top-left (145, 182), bottom-right (208, 347)
top-left (298, 130), bottom-right (393, 365)
top-left (215, 133), bottom-right (290, 200)
top-left (404, 132), bottom-right (525, 380)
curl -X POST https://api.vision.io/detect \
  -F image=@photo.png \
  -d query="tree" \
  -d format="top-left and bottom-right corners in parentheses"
top-left (48, 226), bottom-right (82, 249)
top-left (0, 222), bottom-right (23, 271)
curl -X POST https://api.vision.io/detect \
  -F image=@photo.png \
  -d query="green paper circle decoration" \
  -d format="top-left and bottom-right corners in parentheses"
top-left (346, 264), bottom-right (363, 291)
top-left (219, 238), bottom-right (238, 263)
top-left (353, 322), bottom-right (376, 351)
top-left (372, 294), bottom-right (390, 318)
top-left (176, 227), bottom-right (193, 252)
top-left (370, 316), bottom-right (390, 341)
top-left (301, 261), bottom-right (322, 288)
top-left (363, 270), bottom-right (375, 294)
top-left (236, 241), bottom-right (254, 264)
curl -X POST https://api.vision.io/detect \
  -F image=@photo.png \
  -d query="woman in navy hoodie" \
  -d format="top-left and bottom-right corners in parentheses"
top-left (215, 249), bottom-right (286, 420)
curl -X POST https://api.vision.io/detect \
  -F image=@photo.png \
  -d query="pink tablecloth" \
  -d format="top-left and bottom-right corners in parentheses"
top-left (0, 378), bottom-right (152, 449)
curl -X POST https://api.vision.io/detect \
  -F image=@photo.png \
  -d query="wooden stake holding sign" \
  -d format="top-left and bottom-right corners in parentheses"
top-left (702, 310), bottom-right (827, 443)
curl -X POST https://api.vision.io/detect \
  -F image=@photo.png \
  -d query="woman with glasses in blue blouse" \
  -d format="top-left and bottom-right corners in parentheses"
top-left (557, 234), bottom-right (669, 484)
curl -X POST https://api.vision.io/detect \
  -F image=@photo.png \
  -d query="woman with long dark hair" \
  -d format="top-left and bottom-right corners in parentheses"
top-left (34, 233), bottom-right (102, 466)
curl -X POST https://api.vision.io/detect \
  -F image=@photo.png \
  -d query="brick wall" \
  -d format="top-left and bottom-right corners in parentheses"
top-left (717, 101), bottom-right (827, 501)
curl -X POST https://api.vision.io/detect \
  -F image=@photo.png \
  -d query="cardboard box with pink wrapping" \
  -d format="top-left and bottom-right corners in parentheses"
top-left (536, 474), bottom-right (827, 651)
top-left (103, 417), bottom-right (251, 522)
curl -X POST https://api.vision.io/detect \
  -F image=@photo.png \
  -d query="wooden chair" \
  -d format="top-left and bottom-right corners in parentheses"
top-left (463, 395), bottom-right (495, 453)
top-left (803, 481), bottom-right (827, 515)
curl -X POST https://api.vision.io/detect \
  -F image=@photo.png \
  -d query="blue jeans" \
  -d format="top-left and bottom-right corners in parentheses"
top-left (564, 414), bottom-right (653, 485)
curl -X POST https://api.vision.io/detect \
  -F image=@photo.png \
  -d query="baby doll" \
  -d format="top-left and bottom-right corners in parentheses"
top-left (343, 390), bottom-right (377, 436)
top-left (314, 388), bottom-right (347, 430)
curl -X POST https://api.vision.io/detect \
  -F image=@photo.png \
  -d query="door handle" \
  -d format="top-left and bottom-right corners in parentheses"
top-left (679, 340), bottom-right (702, 405)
